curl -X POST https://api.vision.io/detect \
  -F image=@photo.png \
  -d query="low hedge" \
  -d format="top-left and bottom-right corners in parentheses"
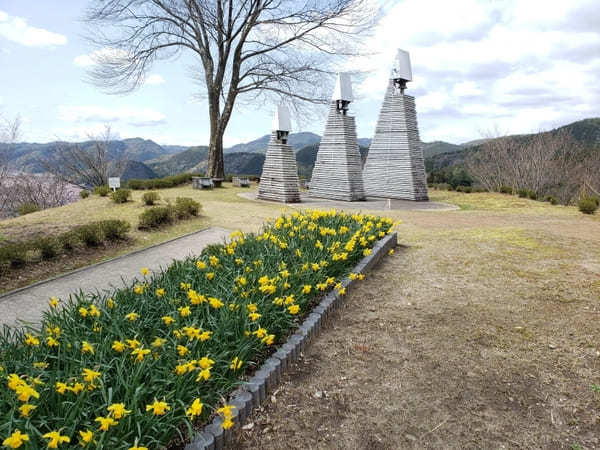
top-left (0, 220), bottom-right (131, 270)
top-left (127, 173), bottom-right (202, 190)
top-left (138, 198), bottom-right (201, 230)
top-left (0, 210), bottom-right (396, 449)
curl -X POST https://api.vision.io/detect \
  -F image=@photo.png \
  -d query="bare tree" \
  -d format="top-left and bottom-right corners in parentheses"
top-left (84, 0), bottom-right (377, 178)
top-left (0, 114), bottom-right (22, 213)
top-left (43, 125), bottom-right (125, 188)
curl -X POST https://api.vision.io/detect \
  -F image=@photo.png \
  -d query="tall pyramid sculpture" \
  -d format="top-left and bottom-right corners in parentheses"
top-left (309, 73), bottom-right (365, 201)
top-left (363, 49), bottom-right (429, 201)
top-left (257, 105), bottom-right (301, 203)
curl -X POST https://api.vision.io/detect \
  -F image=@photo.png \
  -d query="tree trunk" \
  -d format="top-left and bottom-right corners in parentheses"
top-left (207, 130), bottom-right (225, 179)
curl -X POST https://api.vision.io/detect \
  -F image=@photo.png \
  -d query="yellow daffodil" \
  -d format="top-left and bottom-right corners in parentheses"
top-left (15, 383), bottom-right (39, 402)
top-left (2, 429), bottom-right (29, 448)
top-left (129, 446), bottom-right (148, 450)
top-left (161, 315), bottom-right (175, 325)
top-left (24, 333), bottom-right (39, 346)
top-left (217, 404), bottom-right (236, 418)
top-left (125, 312), bottom-right (139, 322)
top-left (196, 260), bottom-right (207, 269)
top-left (262, 334), bottom-right (275, 346)
top-left (79, 430), bottom-right (93, 445)
top-left (205, 272), bottom-right (215, 280)
top-left (178, 306), bottom-right (191, 317)
top-left (112, 340), bottom-right (126, 352)
top-left (107, 403), bottom-right (131, 419)
top-left (107, 297), bottom-right (115, 309)
top-left (248, 312), bottom-right (261, 321)
top-left (42, 431), bottom-right (70, 448)
top-left (186, 398), bottom-right (204, 418)
top-left (156, 288), bottom-right (165, 297)
top-left (209, 255), bottom-right (219, 267)
top-left (151, 337), bottom-right (166, 348)
top-left (363, 248), bottom-right (371, 256)
top-left (253, 328), bottom-right (267, 339)
top-left (141, 267), bottom-right (149, 276)
top-left (131, 347), bottom-right (151, 362)
top-left (89, 305), bottom-right (100, 317)
top-left (126, 338), bottom-right (140, 349)
top-left (196, 368), bottom-right (211, 381)
top-left (288, 304), bottom-right (300, 315)
top-left (146, 400), bottom-right (170, 416)
top-left (79, 307), bottom-right (88, 317)
top-left (199, 330), bottom-right (212, 341)
top-left (46, 336), bottom-right (59, 348)
top-left (229, 357), bottom-right (242, 370)
top-left (133, 284), bottom-right (144, 294)
top-left (95, 416), bottom-right (118, 431)
top-left (82, 368), bottom-right (101, 383)
top-left (209, 297), bottom-right (224, 309)
top-left (388, 248), bottom-right (395, 255)
top-left (55, 381), bottom-right (68, 394)
top-left (81, 341), bottom-right (94, 355)
top-left (222, 418), bottom-right (234, 429)
top-left (177, 345), bottom-right (189, 356)
top-left (197, 356), bottom-right (215, 369)
top-left (68, 382), bottom-right (84, 395)
top-left (49, 297), bottom-right (59, 308)
top-left (302, 285), bottom-right (312, 294)
top-left (33, 361), bottom-right (48, 369)
top-left (18, 403), bottom-right (36, 417)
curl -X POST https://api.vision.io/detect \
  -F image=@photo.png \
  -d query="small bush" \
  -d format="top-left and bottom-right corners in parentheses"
top-left (456, 185), bottom-right (472, 193)
top-left (79, 190), bottom-right (90, 199)
top-left (527, 190), bottom-right (538, 200)
top-left (75, 223), bottom-right (103, 247)
top-left (499, 185), bottom-right (513, 195)
top-left (544, 195), bottom-right (558, 205)
top-left (94, 185), bottom-right (110, 197)
top-left (142, 191), bottom-right (160, 206)
top-left (174, 197), bottom-right (201, 219)
top-left (18, 202), bottom-right (40, 215)
top-left (578, 197), bottom-right (598, 215)
top-left (58, 231), bottom-right (79, 251)
top-left (138, 206), bottom-right (175, 230)
top-left (36, 237), bottom-right (59, 260)
top-left (517, 189), bottom-right (528, 198)
top-left (590, 195), bottom-right (600, 207)
top-left (98, 220), bottom-right (131, 241)
top-left (126, 179), bottom-right (147, 190)
top-left (0, 243), bottom-right (29, 268)
top-left (111, 188), bottom-right (132, 204)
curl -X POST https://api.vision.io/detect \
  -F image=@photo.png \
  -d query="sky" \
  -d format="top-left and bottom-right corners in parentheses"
top-left (0, 0), bottom-right (599, 147)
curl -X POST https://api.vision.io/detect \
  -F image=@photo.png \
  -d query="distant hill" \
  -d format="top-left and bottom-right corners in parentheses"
top-left (427, 117), bottom-right (600, 171)
top-left (147, 146), bottom-right (209, 176)
top-left (119, 160), bottom-right (158, 182)
top-left (295, 143), bottom-right (370, 179)
top-left (226, 132), bottom-right (321, 154)
top-left (422, 141), bottom-right (464, 158)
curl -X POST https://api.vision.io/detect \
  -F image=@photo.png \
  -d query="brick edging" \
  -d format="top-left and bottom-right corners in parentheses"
top-left (185, 232), bottom-right (398, 450)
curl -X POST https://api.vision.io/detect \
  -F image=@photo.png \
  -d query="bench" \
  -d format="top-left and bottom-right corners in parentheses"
top-left (232, 177), bottom-right (250, 187)
top-left (192, 177), bottom-right (213, 189)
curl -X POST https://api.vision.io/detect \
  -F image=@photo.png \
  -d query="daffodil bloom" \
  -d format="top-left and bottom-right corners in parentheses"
top-left (55, 381), bottom-right (68, 394)
top-left (349, 273), bottom-right (358, 280)
top-left (338, 287), bottom-right (346, 296)
top-left (186, 398), bottom-right (204, 418)
top-left (2, 429), bottom-right (29, 448)
top-left (209, 297), bottom-right (224, 308)
top-left (296, 249), bottom-right (302, 257)
top-left (95, 416), bottom-right (118, 431)
top-left (262, 334), bottom-right (275, 346)
top-left (199, 330), bottom-right (212, 341)
top-left (196, 368), bottom-right (211, 381)
top-left (15, 383), bottom-right (39, 402)
top-left (43, 431), bottom-right (70, 448)
top-left (46, 336), bottom-right (59, 347)
top-left (272, 297), bottom-right (283, 306)
top-left (358, 274), bottom-right (365, 280)
top-left (235, 257), bottom-right (243, 265)
top-left (188, 290), bottom-right (207, 305)
top-left (161, 315), bottom-right (175, 325)
top-left (180, 282), bottom-right (191, 290)
top-left (107, 403), bottom-right (131, 419)
top-left (248, 312), bottom-right (261, 321)
top-left (79, 430), bottom-right (93, 445)
top-left (112, 340), bottom-right (125, 352)
top-left (82, 368), bottom-right (101, 383)
top-left (89, 305), bottom-right (100, 317)
top-left (129, 446), bottom-right (148, 450)
top-left (197, 356), bottom-right (215, 369)
top-left (126, 338), bottom-right (141, 349)
top-left (363, 248), bottom-right (371, 256)
top-left (177, 345), bottom-right (189, 356)
top-left (141, 267), bottom-right (149, 275)
top-left (68, 382), bottom-right (84, 395)
top-left (133, 284), bottom-right (144, 294)
top-left (316, 282), bottom-right (327, 291)
top-left (79, 306), bottom-right (88, 317)
top-left (302, 285), bottom-right (311, 294)
top-left (146, 400), bottom-right (170, 416)
top-left (196, 260), bottom-right (207, 269)
top-left (178, 306), bottom-right (191, 317)
top-left (49, 297), bottom-right (59, 308)
top-left (33, 361), bottom-right (48, 369)
top-left (107, 297), bottom-right (115, 309)
top-left (259, 284), bottom-right (276, 294)
top-left (229, 357), bottom-right (242, 370)
top-left (125, 312), bottom-right (139, 321)
top-left (209, 255), bottom-right (219, 267)
top-left (217, 404), bottom-right (236, 418)
top-left (253, 328), bottom-right (267, 339)
top-left (18, 403), bottom-right (36, 417)
top-left (388, 248), bottom-right (395, 255)
top-left (156, 288), bottom-right (165, 297)
top-left (81, 341), bottom-right (94, 354)
top-left (24, 333), bottom-right (39, 346)
top-left (288, 304), bottom-right (300, 315)
top-left (205, 272), bottom-right (215, 280)
top-left (132, 347), bottom-right (151, 362)
top-left (284, 281), bottom-right (291, 289)
top-left (151, 337), bottom-right (166, 348)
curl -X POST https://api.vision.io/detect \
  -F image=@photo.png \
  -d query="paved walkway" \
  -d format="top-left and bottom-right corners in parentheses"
top-left (238, 192), bottom-right (458, 211)
top-left (0, 227), bottom-right (231, 328)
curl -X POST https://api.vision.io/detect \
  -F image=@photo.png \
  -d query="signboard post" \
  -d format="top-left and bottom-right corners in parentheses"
top-left (108, 177), bottom-right (121, 192)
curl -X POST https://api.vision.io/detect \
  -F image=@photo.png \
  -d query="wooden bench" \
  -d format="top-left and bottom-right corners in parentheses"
top-left (192, 177), bottom-right (213, 189)
top-left (232, 177), bottom-right (250, 187)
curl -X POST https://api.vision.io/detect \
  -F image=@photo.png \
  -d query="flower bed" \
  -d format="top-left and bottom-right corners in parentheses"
top-left (1, 210), bottom-right (396, 449)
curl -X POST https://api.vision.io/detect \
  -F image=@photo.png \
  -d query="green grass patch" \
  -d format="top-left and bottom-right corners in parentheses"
top-left (0, 210), bottom-right (395, 449)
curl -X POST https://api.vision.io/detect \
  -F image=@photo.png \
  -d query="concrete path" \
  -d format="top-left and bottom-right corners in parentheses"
top-left (0, 227), bottom-right (231, 329)
top-left (238, 192), bottom-right (459, 211)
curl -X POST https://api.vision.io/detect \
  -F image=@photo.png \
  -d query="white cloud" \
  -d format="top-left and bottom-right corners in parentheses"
top-left (58, 105), bottom-right (166, 127)
top-left (352, 0), bottom-right (600, 143)
top-left (145, 74), bottom-right (165, 86)
top-left (0, 10), bottom-right (67, 47)
top-left (73, 47), bottom-right (128, 67)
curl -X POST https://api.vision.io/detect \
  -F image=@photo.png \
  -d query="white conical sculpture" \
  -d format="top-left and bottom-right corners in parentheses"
top-left (309, 73), bottom-right (365, 201)
top-left (258, 105), bottom-right (301, 203)
top-left (363, 49), bottom-right (429, 201)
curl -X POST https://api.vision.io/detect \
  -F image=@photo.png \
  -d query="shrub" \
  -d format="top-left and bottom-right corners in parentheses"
top-left (58, 231), bottom-right (79, 251)
top-left (472, 186), bottom-right (487, 193)
top-left (79, 190), bottom-right (90, 199)
top-left (75, 223), bottom-right (103, 247)
top-left (174, 197), bottom-right (201, 219)
top-left (142, 191), bottom-right (160, 206)
top-left (35, 237), bottom-right (59, 260)
top-left (138, 206), bottom-right (175, 229)
top-left (18, 202), bottom-right (40, 215)
top-left (98, 219), bottom-right (131, 241)
top-left (93, 185), bottom-right (110, 196)
top-left (127, 173), bottom-right (200, 190)
top-left (499, 185), bottom-right (513, 195)
top-left (517, 189), bottom-right (528, 198)
top-left (527, 190), bottom-right (538, 200)
top-left (456, 185), bottom-right (472, 193)
top-left (544, 195), bottom-right (558, 205)
top-left (590, 195), bottom-right (600, 207)
top-left (111, 188), bottom-right (132, 204)
top-left (578, 197), bottom-right (598, 215)
top-left (0, 243), bottom-right (29, 268)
